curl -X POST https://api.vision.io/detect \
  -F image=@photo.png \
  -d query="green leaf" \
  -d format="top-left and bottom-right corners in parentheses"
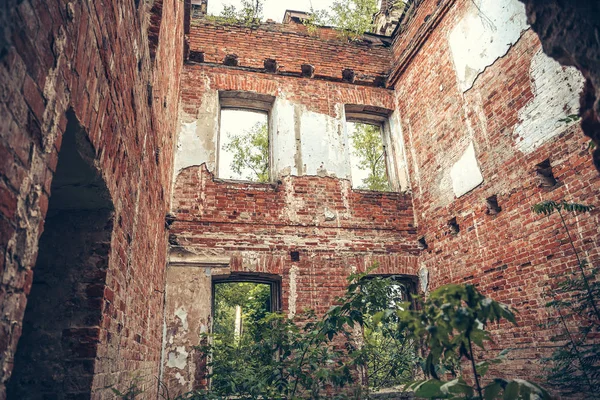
top-left (503, 381), bottom-right (519, 399)
top-left (484, 381), bottom-right (503, 400)
top-left (414, 379), bottom-right (446, 398)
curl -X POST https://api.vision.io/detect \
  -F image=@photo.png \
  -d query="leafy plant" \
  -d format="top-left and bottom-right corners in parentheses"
top-left (111, 376), bottom-right (144, 399)
top-left (208, 0), bottom-right (263, 26)
top-left (303, 0), bottom-right (383, 40)
top-left (532, 200), bottom-right (600, 397)
top-left (189, 269), bottom-right (418, 399)
top-left (558, 113), bottom-right (582, 124)
top-left (394, 284), bottom-right (550, 399)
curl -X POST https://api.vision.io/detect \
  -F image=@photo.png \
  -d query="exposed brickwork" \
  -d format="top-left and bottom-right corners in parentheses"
top-left (392, 0), bottom-right (600, 383)
top-left (165, 166), bottom-right (419, 394)
top-left (2, 0), bottom-right (600, 397)
top-left (188, 19), bottom-right (392, 84)
top-left (181, 64), bottom-right (396, 118)
top-left (0, 0), bottom-right (184, 398)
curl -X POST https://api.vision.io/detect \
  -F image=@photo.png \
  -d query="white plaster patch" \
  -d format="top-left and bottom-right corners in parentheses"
top-left (450, 142), bottom-right (484, 197)
top-left (324, 208), bottom-right (336, 221)
top-left (449, 0), bottom-right (529, 92)
top-left (167, 346), bottom-right (189, 370)
top-left (175, 372), bottom-right (186, 385)
top-left (173, 90), bottom-right (220, 177)
top-left (514, 50), bottom-right (585, 154)
top-left (288, 265), bottom-right (299, 319)
top-left (174, 306), bottom-right (189, 331)
top-left (300, 109), bottom-right (349, 179)
top-left (271, 97), bottom-right (297, 178)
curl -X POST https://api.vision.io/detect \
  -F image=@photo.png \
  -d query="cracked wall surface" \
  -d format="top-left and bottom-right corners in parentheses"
top-left (164, 166), bottom-right (419, 393)
top-left (0, 0), bottom-right (185, 397)
top-left (392, 0), bottom-right (598, 383)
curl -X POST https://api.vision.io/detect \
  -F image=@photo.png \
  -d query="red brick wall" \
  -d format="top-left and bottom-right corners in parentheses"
top-left (0, 0), bottom-right (184, 397)
top-left (181, 64), bottom-right (396, 117)
top-left (188, 19), bottom-right (392, 83)
top-left (171, 165), bottom-right (419, 315)
top-left (392, 0), bottom-right (600, 382)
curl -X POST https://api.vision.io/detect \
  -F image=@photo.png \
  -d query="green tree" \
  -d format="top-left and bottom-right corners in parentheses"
top-left (350, 123), bottom-right (391, 191)
top-left (214, 0), bottom-right (263, 25)
top-left (329, 0), bottom-right (379, 38)
top-left (307, 0), bottom-right (403, 39)
top-left (213, 282), bottom-right (271, 341)
top-left (532, 200), bottom-right (600, 397)
top-left (223, 121), bottom-right (269, 183)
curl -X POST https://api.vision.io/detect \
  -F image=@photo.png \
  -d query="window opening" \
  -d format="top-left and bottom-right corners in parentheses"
top-left (448, 217), bottom-right (460, 235)
top-left (486, 195), bottom-right (502, 215)
top-left (218, 109), bottom-right (269, 182)
top-left (360, 275), bottom-right (418, 390)
top-left (209, 275), bottom-right (281, 393)
top-left (347, 121), bottom-right (391, 191)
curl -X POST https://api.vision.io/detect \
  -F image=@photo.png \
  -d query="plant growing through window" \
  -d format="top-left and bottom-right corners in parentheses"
top-left (348, 122), bottom-right (391, 191)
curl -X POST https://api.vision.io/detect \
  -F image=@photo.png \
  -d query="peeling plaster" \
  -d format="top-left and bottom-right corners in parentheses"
top-left (174, 307), bottom-right (189, 331)
top-left (449, 0), bottom-right (529, 92)
top-left (174, 90), bottom-right (219, 177)
top-left (167, 346), bottom-right (189, 370)
top-left (299, 104), bottom-right (349, 179)
top-left (288, 265), bottom-right (299, 319)
top-left (514, 50), bottom-right (585, 154)
top-left (450, 142), bottom-right (484, 197)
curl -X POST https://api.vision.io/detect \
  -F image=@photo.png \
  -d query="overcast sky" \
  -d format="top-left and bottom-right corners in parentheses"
top-left (207, 0), bottom-right (341, 22)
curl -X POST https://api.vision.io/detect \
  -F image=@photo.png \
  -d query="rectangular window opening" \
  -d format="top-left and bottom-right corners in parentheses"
top-left (218, 109), bottom-right (270, 183)
top-left (347, 121), bottom-right (392, 191)
top-left (209, 275), bottom-right (281, 391)
top-left (361, 274), bottom-right (418, 390)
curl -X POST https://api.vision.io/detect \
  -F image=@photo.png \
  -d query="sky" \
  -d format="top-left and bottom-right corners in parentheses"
top-left (207, 0), bottom-right (339, 22)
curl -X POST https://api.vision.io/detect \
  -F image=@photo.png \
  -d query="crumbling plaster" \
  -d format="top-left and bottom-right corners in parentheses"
top-left (514, 49), bottom-right (586, 154)
top-left (449, 0), bottom-right (529, 92)
top-left (173, 89), bottom-right (408, 191)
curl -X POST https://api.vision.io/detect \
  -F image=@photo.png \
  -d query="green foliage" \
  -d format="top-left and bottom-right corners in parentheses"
top-left (395, 284), bottom-right (550, 399)
top-left (208, 0), bottom-right (263, 26)
top-left (304, 0), bottom-right (389, 39)
top-left (532, 199), bottom-right (600, 397)
top-left (111, 377), bottom-right (144, 399)
top-left (223, 121), bottom-right (269, 183)
top-left (329, 0), bottom-right (379, 38)
top-left (185, 268), bottom-right (418, 399)
top-left (350, 123), bottom-right (391, 191)
top-left (531, 200), bottom-right (594, 215)
top-left (213, 282), bottom-right (271, 341)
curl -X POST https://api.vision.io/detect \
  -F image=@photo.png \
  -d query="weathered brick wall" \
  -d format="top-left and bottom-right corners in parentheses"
top-left (175, 64), bottom-right (410, 188)
top-left (188, 19), bottom-right (392, 84)
top-left (164, 165), bottom-right (418, 394)
top-left (392, 0), bottom-right (600, 383)
top-left (517, 0), bottom-right (600, 170)
top-left (0, 0), bottom-right (184, 397)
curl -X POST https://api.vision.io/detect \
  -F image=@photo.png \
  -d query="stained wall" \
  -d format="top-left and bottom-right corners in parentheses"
top-left (0, 0), bottom-right (185, 397)
top-left (391, 0), bottom-right (600, 380)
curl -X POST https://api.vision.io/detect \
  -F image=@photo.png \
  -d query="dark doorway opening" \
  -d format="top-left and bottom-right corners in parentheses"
top-left (8, 111), bottom-right (114, 399)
